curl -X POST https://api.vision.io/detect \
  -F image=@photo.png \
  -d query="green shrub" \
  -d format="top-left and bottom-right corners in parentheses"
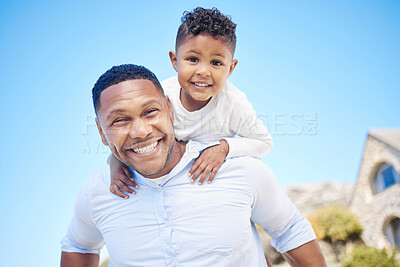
top-left (309, 206), bottom-right (363, 242)
top-left (342, 245), bottom-right (399, 267)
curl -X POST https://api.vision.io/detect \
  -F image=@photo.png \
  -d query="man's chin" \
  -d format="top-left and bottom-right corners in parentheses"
top-left (123, 159), bottom-right (167, 178)
top-left (119, 137), bottom-right (176, 178)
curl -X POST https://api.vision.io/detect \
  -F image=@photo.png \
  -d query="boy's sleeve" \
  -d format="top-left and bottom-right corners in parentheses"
top-left (60, 175), bottom-right (104, 254)
top-left (225, 97), bottom-right (273, 158)
top-left (245, 158), bottom-right (316, 253)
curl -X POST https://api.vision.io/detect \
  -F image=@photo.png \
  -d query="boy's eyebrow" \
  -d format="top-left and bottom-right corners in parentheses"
top-left (211, 53), bottom-right (226, 58)
top-left (186, 49), bottom-right (201, 55)
top-left (186, 49), bottom-right (227, 59)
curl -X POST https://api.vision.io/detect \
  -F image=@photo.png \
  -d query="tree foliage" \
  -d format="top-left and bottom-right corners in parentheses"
top-left (341, 245), bottom-right (399, 267)
top-left (309, 205), bottom-right (363, 242)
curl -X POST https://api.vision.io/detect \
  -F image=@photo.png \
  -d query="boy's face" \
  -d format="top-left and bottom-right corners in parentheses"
top-left (169, 33), bottom-right (238, 111)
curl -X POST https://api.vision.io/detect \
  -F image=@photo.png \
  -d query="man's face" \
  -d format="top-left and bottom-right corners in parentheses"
top-left (96, 79), bottom-right (176, 178)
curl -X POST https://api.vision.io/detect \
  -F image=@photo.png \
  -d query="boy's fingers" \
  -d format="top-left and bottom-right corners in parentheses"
top-left (110, 184), bottom-right (129, 199)
top-left (189, 159), bottom-right (202, 178)
top-left (121, 176), bottom-right (138, 187)
top-left (191, 164), bottom-right (206, 182)
top-left (117, 183), bottom-right (136, 195)
top-left (130, 179), bottom-right (139, 189)
top-left (122, 166), bottom-right (133, 178)
top-left (207, 167), bottom-right (219, 184)
top-left (198, 166), bottom-right (213, 185)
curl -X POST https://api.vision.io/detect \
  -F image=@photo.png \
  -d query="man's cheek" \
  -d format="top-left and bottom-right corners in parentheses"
top-left (105, 128), bottom-right (128, 141)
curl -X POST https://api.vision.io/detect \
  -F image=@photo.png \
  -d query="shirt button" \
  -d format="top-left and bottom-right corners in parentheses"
top-left (165, 221), bottom-right (169, 227)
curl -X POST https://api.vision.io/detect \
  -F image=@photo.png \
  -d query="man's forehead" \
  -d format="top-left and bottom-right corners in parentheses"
top-left (100, 79), bottom-right (162, 106)
top-left (103, 79), bottom-right (158, 96)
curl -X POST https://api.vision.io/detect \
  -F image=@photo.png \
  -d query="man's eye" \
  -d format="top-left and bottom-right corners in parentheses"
top-left (144, 109), bottom-right (159, 116)
top-left (187, 57), bottom-right (198, 63)
top-left (211, 60), bottom-right (222, 66)
top-left (111, 118), bottom-right (126, 126)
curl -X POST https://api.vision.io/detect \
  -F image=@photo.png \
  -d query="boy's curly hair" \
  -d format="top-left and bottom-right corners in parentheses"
top-left (175, 7), bottom-right (237, 54)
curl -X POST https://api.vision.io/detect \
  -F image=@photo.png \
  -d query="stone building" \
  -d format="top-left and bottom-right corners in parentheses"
top-left (350, 128), bottom-right (400, 250)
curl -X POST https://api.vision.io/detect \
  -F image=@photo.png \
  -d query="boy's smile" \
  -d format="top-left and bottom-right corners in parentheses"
top-left (169, 33), bottom-right (238, 111)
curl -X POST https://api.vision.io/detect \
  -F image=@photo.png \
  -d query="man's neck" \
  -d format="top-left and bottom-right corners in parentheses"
top-left (145, 140), bottom-right (187, 179)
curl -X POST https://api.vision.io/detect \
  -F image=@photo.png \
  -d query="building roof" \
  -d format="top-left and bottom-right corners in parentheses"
top-left (369, 128), bottom-right (400, 151)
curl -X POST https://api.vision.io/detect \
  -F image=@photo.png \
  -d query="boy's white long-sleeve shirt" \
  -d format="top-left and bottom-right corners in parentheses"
top-left (161, 76), bottom-right (273, 158)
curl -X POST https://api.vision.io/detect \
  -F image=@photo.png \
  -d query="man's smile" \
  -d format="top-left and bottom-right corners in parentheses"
top-left (131, 140), bottom-right (159, 154)
top-left (124, 137), bottom-right (164, 158)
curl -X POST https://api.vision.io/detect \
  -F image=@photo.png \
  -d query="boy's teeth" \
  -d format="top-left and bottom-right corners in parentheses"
top-left (133, 141), bottom-right (158, 154)
top-left (194, 82), bottom-right (209, 87)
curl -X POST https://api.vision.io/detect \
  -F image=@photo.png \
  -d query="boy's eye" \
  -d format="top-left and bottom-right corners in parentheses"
top-left (187, 57), bottom-right (198, 63)
top-left (211, 60), bottom-right (222, 66)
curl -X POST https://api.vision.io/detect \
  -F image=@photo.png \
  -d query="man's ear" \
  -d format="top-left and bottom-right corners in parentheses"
top-left (95, 117), bottom-right (108, 146)
top-left (228, 59), bottom-right (238, 77)
top-left (165, 95), bottom-right (174, 125)
top-left (169, 51), bottom-right (178, 72)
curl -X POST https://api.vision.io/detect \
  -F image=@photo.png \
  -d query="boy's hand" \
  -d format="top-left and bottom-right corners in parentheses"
top-left (110, 155), bottom-right (139, 199)
top-left (188, 140), bottom-right (229, 185)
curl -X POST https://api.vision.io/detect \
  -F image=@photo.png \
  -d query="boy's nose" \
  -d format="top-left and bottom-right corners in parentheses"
top-left (196, 63), bottom-right (211, 77)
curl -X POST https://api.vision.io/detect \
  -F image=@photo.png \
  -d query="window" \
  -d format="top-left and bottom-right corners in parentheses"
top-left (373, 163), bottom-right (400, 194)
top-left (385, 217), bottom-right (400, 248)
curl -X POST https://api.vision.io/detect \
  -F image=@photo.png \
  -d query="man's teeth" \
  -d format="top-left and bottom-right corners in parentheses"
top-left (132, 141), bottom-right (158, 154)
top-left (194, 82), bottom-right (209, 87)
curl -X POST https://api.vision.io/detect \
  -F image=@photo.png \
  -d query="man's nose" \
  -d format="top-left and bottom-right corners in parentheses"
top-left (128, 119), bottom-right (152, 139)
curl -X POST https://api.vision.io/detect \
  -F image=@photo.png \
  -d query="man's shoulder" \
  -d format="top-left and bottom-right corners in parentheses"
top-left (222, 156), bottom-right (273, 181)
top-left (81, 165), bottom-right (110, 195)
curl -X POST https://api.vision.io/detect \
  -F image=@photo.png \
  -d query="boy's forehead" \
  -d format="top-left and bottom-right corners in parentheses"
top-left (178, 33), bottom-right (234, 56)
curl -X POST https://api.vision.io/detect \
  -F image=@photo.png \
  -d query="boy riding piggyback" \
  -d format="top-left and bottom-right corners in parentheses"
top-left (110, 7), bottom-right (273, 197)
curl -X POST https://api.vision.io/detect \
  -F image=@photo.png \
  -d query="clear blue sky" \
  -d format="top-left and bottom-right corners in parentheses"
top-left (0, 0), bottom-right (399, 266)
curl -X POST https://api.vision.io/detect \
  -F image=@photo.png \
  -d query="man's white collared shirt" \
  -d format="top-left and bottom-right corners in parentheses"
top-left (61, 141), bottom-right (315, 266)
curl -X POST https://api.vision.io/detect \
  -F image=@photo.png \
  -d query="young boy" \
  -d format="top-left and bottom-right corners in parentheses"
top-left (110, 7), bottom-right (273, 198)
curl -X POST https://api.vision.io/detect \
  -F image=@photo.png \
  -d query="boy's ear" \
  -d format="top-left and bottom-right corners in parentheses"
top-left (95, 117), bottom-right (108, 147)
top-left (228, 59), bottom-right (239, 77)
top-left (165, 95), bottom-right (174, 125)
top-left (169, 51), bottom-right (178, 72)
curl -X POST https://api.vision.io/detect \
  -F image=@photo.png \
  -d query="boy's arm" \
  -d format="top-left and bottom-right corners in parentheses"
top-left (188, 140), bottom-right (229, 184)
top-left (109, 154), bottom-right (138, 198)
top-left (188, 96), bottom-right (272, 184)
top-left (225, 96), bottom-right (272, 158)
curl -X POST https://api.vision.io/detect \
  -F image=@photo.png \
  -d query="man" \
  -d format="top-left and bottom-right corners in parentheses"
top-left (61, 64), bottom-right (326, 266)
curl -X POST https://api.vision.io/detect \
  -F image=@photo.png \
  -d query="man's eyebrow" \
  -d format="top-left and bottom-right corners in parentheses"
top-left (106, 100), bottom-right (161, 121)
top-left (106, 109), bottom-right (125, 121)
top-left (141, 99), bottom-right (161, 108)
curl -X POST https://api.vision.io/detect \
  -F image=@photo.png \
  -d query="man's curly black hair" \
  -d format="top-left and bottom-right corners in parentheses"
top-left (92, 64), bottom-right (164, 115)
top-left (175, 7), bottom-right (237, 55)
